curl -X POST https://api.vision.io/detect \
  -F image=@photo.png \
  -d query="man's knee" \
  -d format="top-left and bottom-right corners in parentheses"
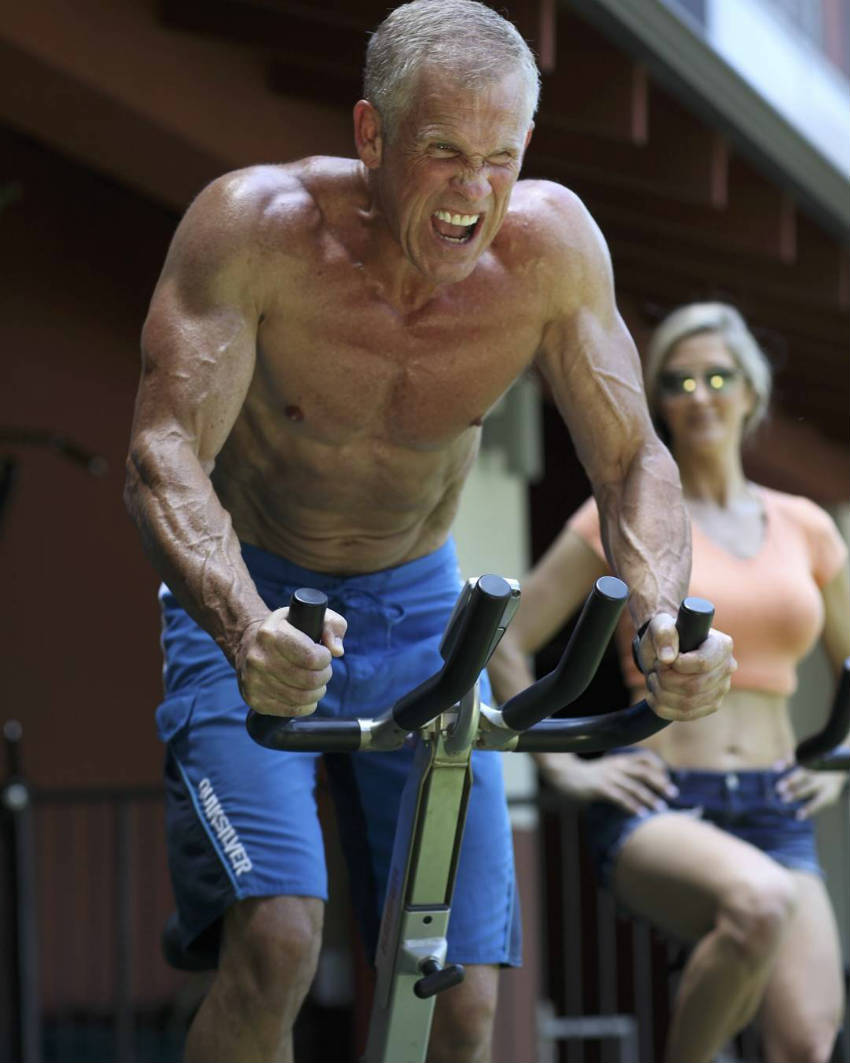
top-left (428, 966), bottom-right (498, 1062)
top-left (219, 896), bottom-right (324, 1011)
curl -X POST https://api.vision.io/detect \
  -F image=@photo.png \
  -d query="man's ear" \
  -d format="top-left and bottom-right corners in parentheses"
top-left (354, 100), bottom-right (383, 169)
top-left (524, 123), bottom-right (534, 151)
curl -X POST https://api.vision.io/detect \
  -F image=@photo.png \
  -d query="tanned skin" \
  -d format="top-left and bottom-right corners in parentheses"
top-left (125, 65), bottom-right (734, 1063)
top-left (127, 69), bottom-right (733, 721)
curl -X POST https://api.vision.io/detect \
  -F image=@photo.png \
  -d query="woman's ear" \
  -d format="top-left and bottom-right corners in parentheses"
top-left (354, 100), bottom-right (383, 169)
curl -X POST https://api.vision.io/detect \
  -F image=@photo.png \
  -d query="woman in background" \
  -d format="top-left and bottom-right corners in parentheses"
top-left (489, 303), bottom-right (849, 1063)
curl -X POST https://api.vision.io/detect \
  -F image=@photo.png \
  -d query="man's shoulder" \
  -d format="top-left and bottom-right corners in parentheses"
top-left (506, 179), bottom-right (602, 260)
top-left (501, 178), bottom-right (610, 300)
top-left (191, 157), bottom-right (358, 240)
top-left (510, 178), bottom-right (592, 228)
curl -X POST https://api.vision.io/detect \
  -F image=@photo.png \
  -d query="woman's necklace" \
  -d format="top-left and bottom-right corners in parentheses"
top-left (685, 484), bottom-right (767, 559)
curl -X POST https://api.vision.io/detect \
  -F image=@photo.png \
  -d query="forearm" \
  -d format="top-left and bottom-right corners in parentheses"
top-left (124, 435), bottom-right (269, 665)
top-left (596, 438), bottom-right (691, 629)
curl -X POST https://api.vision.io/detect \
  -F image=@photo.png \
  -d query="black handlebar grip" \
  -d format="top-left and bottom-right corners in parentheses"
top-left (511, 592), bottom-right (717, 749)
top-left (245, 588), bottom-right (332, 752)
top-left (288, 588), bottom-right (328, 643)
top-left (391, 574), bottom-right (514, 733)
top-left (246, 711), bottom-right (362, 752)
top-left (675, 596), bottom-right (715, 653)
top-left (796, 658), bottom-right (850, 769)
top-left (500, 576), bottom-right (628, 733)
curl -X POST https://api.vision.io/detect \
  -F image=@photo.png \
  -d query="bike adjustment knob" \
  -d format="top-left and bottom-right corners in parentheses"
top-left (413, 957), bottom-right (465, 999)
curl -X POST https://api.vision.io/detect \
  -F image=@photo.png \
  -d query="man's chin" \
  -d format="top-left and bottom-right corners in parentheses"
top-left (416, 253), bottom-right (478, 287)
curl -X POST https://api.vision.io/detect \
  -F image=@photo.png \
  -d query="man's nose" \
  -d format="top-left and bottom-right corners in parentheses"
top-left (452, 163), bottom-right (488, 200)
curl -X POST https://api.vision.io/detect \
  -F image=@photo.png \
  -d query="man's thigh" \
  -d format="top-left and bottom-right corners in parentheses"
top-left (165, 687), bottom-right (329, 951)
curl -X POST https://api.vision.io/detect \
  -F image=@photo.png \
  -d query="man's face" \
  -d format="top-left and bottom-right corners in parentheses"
top-left (375, 66), bottom-right (533, 285)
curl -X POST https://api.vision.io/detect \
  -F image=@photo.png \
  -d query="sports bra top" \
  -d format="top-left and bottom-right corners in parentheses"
top-left (568, 486), bottom-right (847, 695)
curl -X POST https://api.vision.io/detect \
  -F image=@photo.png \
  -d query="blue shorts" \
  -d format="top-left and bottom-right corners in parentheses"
top-left (584, 752), bottom-right (823, 888)
top-left (156, 538), bottom-right (521, 967)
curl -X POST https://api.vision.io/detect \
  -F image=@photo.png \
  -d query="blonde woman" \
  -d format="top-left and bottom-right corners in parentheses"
top-left (489, 303), bottom-right (849, 1063)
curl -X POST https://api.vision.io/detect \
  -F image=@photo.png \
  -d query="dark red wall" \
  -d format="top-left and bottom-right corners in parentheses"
top-left (2, 127), bottom-right (178, 789)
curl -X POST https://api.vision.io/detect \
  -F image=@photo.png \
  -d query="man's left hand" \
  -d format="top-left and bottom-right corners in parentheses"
top-left (637, 615), bottom-right (736, 721)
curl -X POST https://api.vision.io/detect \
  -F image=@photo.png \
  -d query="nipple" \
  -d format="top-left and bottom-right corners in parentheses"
top-left (285, 404), bottom-right (304, 422)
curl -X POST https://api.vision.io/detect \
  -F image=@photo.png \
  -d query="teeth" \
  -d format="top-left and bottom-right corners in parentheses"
top-left (434, 210), bottom-right (479, 227)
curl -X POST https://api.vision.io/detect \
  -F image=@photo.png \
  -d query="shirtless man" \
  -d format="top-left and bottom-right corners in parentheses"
top-left (124, 2), bottom-right (735, 1060)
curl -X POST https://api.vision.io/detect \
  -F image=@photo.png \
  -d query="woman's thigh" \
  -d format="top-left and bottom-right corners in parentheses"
top-left (611, 811), bottom-right (790, 943)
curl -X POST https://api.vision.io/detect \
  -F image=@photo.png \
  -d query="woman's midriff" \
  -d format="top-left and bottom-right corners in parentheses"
top-left (633, 688), bottom-right (797, 771)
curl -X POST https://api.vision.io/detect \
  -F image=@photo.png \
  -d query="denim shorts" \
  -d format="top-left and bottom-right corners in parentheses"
top-left (584, 750), bottom-right (823, 888)
top-left (156, 537), bottom-right (521, 967)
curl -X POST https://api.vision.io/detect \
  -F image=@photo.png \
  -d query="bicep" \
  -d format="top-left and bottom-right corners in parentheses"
top-left (534, 208), bottom-right (653, 487)
top-left (136, 279), bottom-right (257, 465)
top-left (510, 527), bottom-right (609, 653)
top-left (132, 181), bottom-right (261, 465)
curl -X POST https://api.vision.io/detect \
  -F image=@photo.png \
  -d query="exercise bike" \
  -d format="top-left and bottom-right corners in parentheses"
top-left (247, 574), bottom-right (715, 1063)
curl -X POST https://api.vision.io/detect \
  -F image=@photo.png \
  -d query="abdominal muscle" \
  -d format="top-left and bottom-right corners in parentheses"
top-left (213, 419), bottom-right (480, 574)
top-left (634, 687), bottom-right (797, 771)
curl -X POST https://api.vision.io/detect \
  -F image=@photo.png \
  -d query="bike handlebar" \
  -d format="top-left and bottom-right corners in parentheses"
top-left (794, 657), bottom-right (850, 771)
top-left (246, 575), bottom-right (718, 756)
top-left (391, 573), bottom-right (516, 731)
top-left (495, 588), bottom-right (714, 752)
top-left (499, 582), bottom-right (714, 733)
top-left (247, 574), bottom-right (517, 753)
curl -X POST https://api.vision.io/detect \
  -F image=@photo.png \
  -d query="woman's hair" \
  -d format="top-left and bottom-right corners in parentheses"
top-left (363, 0), bottom-right (540, 141)
top-left (644, 302), bottom-right (773, 437)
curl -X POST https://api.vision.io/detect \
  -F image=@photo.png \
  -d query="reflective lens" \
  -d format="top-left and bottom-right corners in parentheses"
top-left (658, 368), bottom-right (740, 396)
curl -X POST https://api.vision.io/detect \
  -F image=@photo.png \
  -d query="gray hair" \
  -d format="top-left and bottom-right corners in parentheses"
top-left (364, 0), bottom-right (540, 140)
top-left (644, 302), bottom-right (773, 436)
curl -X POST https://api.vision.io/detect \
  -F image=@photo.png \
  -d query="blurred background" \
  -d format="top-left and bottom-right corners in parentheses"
top-left (1, 1), bottom-right (847, 1060)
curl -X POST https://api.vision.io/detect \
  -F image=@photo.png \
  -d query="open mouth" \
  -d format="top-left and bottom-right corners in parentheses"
top-left (431, 209), bottom-right (481, 244)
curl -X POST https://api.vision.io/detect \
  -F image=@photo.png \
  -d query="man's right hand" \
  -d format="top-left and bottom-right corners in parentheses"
top-left (235, 607), bottom-right (347, 717)
top-left (537, 749), bottom-right (677, 815)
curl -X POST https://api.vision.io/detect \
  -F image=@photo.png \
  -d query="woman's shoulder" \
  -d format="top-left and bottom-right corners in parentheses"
top-left (758, 484), bottom-right (847, 582)
top-left (759, 483), bottom-right (835, 528)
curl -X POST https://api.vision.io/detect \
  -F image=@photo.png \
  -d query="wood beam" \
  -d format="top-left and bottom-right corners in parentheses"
top-left (0, 39), bottom-right (227, 211)
top-left (526, 82), bottom-right (728, 206)
top-left (573, 153), bottom-right (796, 263)
top-left (794, 212), bottom-right (850, 311)
top-left (537, 12), bottom-right (648, 143)
top-left (609, 237), bottom-right (849, 347)
top-left (158, 0), bottom-right (381, 39)
top-left (0, 0), bottom-right (353, 209)
top-left (507, 0), bottom-right (557, 73)
top-left (743, 411), bottom-right (850, 507)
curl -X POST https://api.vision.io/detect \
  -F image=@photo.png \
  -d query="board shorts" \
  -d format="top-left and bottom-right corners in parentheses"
top-left (156, 537), bottom-right (521, 967)
top-left (584, 748), bottom-right (823, 888)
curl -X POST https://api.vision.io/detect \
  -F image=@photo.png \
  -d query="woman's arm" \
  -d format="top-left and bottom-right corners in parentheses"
top-left (821, 559), bottom-right (850, 682)
top-left (487, 523), bottom-right (608, 703)
top-left (779, 558), bottom-right (850, 818)
top-left (486, 513), bottom-right (677, 812)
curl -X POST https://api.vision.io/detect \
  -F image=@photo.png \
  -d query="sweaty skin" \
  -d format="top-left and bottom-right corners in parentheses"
top-left (125, 69), bottom-right (734, 720)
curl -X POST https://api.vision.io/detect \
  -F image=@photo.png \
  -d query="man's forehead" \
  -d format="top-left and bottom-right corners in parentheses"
top-left (408, 68), bottom-right (531, 137)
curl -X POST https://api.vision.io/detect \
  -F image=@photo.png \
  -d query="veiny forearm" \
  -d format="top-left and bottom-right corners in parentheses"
top-left (124, 432), bottom-right (269, 665)
top-left (595, 439), bottom-right (691, 629)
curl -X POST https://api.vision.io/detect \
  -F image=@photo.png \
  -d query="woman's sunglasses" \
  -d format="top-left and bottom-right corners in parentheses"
top-left (658, 367), bottom-right (740, 396)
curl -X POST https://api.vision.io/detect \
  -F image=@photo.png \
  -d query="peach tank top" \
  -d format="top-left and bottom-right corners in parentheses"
top-left (568, 487), bottom-right (847, 696)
